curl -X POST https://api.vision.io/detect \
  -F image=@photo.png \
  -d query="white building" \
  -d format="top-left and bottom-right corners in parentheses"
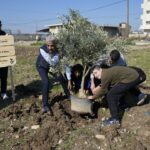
top-left (37, 23), bottom-right (63, 35)
top-left (140, 0), bottom-right (150, 33)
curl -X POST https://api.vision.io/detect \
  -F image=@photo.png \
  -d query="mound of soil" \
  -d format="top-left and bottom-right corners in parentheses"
top-left (0, 92), bottom-right (150, 150)
top-left (0, 93), bottom-right (98, 150)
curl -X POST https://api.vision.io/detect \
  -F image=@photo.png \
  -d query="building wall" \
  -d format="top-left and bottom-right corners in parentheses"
top-left (129, 32), bottom-right (150, 38)
top-left (140, 0), bottom-right (150, 33)
top-left (49, 26), bottom-right (62, 35)
top-left (49, 25), bottom-right (120, 37)
top-left (103, 27), bottom-right (120, 37)
top-left (39, 24), bottom-right (128, 37)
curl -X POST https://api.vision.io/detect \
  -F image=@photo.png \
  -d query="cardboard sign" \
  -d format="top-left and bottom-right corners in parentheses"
top-left (0, 35), bottom-right (14, 46)
top-left (0, 35), bottom-right (16, 67)
top-left (0, 56), bottom-right (16, 67)
top-left (0, 46), bottom-right (15, 57)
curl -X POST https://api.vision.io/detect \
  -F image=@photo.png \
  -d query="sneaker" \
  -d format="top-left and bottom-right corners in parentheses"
top-left (102, 117), bottom-right (120, 127)
top-left (42, 106), bottom-right (50, 113)
top-left (137, 93), bottom-right (147, 105)
top-left (1, 93), bottom-right (9, 100)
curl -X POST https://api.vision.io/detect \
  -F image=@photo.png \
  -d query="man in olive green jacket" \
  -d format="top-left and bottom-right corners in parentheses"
top-left (88, 64), bottom-right (146, 126)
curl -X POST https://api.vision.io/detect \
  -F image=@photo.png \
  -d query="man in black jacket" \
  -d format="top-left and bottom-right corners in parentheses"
top-left (0, 20), bottom-right (9, 100)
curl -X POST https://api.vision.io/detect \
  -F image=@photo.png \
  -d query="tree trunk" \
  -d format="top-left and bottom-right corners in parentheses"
top-left (78, 65), bottom-right (90, 99)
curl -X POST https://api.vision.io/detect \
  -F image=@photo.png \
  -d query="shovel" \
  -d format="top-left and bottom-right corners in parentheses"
top-left (70, 95), bottom-right (93, 114)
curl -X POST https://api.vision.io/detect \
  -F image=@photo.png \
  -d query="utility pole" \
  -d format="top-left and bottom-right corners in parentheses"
top-left (127, 0), bottom-right (129, 37)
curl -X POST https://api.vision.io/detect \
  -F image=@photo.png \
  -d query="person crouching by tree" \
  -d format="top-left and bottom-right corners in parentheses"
top-left (65, 64), bottom-right (91, 94)
top-left (89, 49), bottom-right (127, 97)
top-left (36, 36), bottom-right (59, 113)
top-left (88, 64), bottom-right (146, 126)
top-left (108, 49), bottom-right (147, 106)
top-left (109, 49), bottom-right (127, 67)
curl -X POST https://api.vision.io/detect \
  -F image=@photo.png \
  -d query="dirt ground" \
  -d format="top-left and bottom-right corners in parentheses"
top-left (0, 44), bottom-right (150, 150)
top-left (0, 84), bottom-right (150, 150)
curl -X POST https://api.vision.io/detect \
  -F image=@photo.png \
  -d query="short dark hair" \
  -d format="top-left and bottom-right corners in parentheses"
top-left (92, 63), bottom-right (109, 72)
top-left (72, 64), bottom-right (83, 73)
top-left (110, 50), bottom-right (120, 63)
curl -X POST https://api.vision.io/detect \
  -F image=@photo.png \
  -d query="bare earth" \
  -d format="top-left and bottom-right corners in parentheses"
top-left (0, 85), bottom-right (150, 150)
top-left (0, 44), bottom-right (150, 150)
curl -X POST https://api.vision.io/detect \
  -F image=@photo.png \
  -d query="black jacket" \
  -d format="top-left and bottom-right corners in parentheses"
top-left (0, 30), bottom-right (6, 35)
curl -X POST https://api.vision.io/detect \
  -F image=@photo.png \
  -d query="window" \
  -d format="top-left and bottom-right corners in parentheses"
top-left (146, 10), bottom-right (150, 14)
top-left (146, 21), bottom-right (150, 24)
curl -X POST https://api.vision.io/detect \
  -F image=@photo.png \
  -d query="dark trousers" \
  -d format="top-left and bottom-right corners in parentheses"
top-left (54, 73), bottom-right (70, 96)
top-left (106, 76), bottom-right (145, 119)
top-left (37, 66), bottom-right (69, 108)
top-left (0, 67), bottom-right (8, 93)
top-left (37, 67), bottom-right (49, 107)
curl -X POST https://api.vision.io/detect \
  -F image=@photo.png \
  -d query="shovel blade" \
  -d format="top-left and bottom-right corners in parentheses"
top-left (70, 95), bottom-right (93, 114)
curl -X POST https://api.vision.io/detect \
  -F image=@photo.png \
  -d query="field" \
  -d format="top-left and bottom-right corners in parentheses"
top-left (125, 45), bottom-right (150, 86)
top-left (0, 44), bottom-right (150, 150)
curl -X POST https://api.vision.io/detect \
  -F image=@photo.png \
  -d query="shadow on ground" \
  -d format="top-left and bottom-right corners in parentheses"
top-left (0, 80), bottom-right (42, 110)
top-left (0, 78), bottom-right (68, 111)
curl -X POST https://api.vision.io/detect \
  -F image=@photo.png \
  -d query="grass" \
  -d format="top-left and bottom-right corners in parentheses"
top-left (124, 47), bottom-right (150, 86)
top-left (31, 41), bottom-right (45, 46)
top-left (7, 45), bottom-right (39, 86)
top-left (6, 44), bottom-right (150, 92)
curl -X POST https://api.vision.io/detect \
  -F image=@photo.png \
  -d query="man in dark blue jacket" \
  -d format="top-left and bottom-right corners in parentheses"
top-left (36, 36), bottom-right (60, 113)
